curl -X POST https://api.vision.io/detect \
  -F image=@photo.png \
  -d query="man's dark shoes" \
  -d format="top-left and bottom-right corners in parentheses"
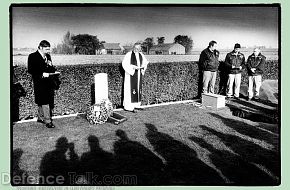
top-left (45, 122), bottom-right (55, 128)
top-left (124, 109), bottom-right (137, 113)
top-left (252, 96), bottom-right (260, 101)
top-left (37, 119), bottom-right (45, 124)
top-left (135, 107), bottom-right (144, 111)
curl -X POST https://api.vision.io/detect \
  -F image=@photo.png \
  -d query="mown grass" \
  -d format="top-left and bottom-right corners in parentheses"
top-left (12, 102), bottom-right (279, 185)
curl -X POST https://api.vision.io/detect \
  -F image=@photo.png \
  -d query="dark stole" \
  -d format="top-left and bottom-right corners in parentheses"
top-left (130, 51), bottom-right (143, 103)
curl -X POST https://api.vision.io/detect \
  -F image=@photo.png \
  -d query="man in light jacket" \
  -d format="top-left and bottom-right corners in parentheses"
top-left (246, 48), bottom-right (266, 101)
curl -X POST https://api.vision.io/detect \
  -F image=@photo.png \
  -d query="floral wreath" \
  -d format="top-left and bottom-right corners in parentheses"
top-left (86, 99), bottom-right (114, 124)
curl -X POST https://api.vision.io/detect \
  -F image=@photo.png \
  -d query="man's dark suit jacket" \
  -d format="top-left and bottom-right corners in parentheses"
top-left (28, 51), bottom-right (56, 108)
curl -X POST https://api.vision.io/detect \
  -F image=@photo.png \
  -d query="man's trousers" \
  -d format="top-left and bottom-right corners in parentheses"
top-left (202, 71), bottom-right (217, 94)
top-left (38, 104), bottom-right (52, 124)
top-left (226, 73), bottom-right (241, 98)
top-left (248, 75), bottom-right (262, 99)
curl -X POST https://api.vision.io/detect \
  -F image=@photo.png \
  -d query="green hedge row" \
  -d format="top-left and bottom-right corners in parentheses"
top-left (13, 60), bottom-right (279, 120)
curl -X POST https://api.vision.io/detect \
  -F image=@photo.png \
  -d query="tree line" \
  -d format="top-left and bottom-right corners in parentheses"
top-left (52, 31), bottom-right (104, 55)
top-left (52, 31), bottom-right (193, 55)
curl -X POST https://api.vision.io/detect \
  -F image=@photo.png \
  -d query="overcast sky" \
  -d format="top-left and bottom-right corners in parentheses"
top-left (12, 6), bottom-right (279, 49)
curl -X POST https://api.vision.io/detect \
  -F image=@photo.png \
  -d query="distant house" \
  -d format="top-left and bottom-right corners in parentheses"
top-left (149, 43), bottom-right (185, 55)
top-left (97, 43), bottom-right (124, 55)
top-left (253, 45), bottom-right (266, 49)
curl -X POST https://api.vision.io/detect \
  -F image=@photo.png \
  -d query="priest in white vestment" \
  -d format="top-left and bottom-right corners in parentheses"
top-left (122, 42), bottom-right (149, 112)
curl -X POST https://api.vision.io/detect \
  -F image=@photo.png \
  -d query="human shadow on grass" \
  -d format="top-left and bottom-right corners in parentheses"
top-left (189, 134), bottom-right (278, 185)
top-left (232, 98), bottom-right (278, 113)
top-left (198, 125), bottom-right (280, 184)
top-left (39, 137), bottom-right (79, 185)
top-left (79, 135), bottom-right (115, 185)
top-left (145, 123), bottom-right (224, 185)
top-left (210, 113), bottom-right (279, 147)
top-left (12, 148), bottom-right (31, 185)
top-left (113, 129), bottom-right (165, 185)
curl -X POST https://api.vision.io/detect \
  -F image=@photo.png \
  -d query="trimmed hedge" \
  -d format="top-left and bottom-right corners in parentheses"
top-left (13, 60), bottom-right (279, 120)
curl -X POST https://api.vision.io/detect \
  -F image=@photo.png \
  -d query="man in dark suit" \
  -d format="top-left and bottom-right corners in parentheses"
top-left (28, 40), bottom-right (57, 128)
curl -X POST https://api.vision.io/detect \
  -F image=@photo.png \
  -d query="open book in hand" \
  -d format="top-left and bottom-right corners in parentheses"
top-left (48, 71), bottom-right (61, 75)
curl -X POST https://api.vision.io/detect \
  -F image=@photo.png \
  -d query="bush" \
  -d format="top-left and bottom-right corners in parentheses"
top-left (13, 60), bottom-right (279, 120)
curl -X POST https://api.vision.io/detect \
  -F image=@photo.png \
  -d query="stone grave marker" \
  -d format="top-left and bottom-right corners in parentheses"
top-left (202, 93), bottom-right (226, 109)
top-left (94, 73), bottom-right (127, 124)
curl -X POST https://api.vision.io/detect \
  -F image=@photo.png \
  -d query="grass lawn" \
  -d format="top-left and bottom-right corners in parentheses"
top-left (12, 102), bottom-right (280, 185)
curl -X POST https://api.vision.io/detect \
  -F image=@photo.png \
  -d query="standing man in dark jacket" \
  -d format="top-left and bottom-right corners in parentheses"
top-left (199, 40), bottom-right (220, 94)
top-left (224, 43), bottom-right (245, 99)
top-left (28, 40), bottom-right (57, 128)
top-left (246, 48), bottom-right (266, 101)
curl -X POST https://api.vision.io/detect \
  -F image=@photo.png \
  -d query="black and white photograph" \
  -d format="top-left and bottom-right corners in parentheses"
top-left (11, 4), bottom-right (280, 186)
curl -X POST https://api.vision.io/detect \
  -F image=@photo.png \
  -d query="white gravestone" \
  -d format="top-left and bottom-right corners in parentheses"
top-left (94, 73), bottom-right (108, 104)
top-left (202, 93), bottom-right (225, 109)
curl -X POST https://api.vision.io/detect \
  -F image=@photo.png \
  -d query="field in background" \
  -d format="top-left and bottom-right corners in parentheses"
top-left (13, 48), bottom-right (278, 66)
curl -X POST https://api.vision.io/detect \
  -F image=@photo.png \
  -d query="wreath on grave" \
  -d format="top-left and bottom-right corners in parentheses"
top-left (86, 99), bottom-right (114, 124)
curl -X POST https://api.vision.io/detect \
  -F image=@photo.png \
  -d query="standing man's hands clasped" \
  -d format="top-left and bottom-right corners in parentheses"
top-left (251, 68), bottom-right (256, 73)
top-left (42, 73), bottom-right (49, 78)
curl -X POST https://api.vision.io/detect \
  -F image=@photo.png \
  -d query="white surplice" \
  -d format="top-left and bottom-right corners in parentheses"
top-left (122, 51), bottom-right (149, 111)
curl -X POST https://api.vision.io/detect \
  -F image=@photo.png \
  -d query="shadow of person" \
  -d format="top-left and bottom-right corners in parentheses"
top-left (12, 148), bottom-right (31, 185)
top-left (198, 125), bottom-right (280, 184)
top-left (189, 134), bottom-right (278, 185)
top-left (145, 123), bottom-right (224, 185)
top-left (113, 129), bottom-right (165, 185)
top-left (231, 97), bottom-right (278, 114)
top-left (39, 137), bottom-right (79, 185)
top-left (209, 113), bottom-right (279, 149)
top-left (80, 135), bottom-right (114, 185)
